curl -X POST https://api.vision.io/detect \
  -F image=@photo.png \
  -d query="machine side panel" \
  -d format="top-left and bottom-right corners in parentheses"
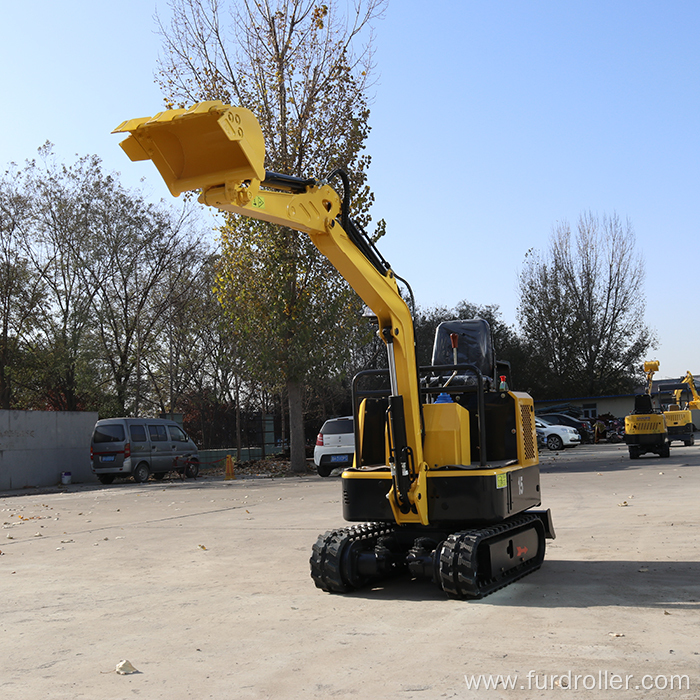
top-left (341, 465), bottom-right (541, 525)
top-left (427, 465), bottom-right (541, 524)
top-left (342, 471), bottom-right (394, 521)
top-left (508, 466), bottom-right (541, 515)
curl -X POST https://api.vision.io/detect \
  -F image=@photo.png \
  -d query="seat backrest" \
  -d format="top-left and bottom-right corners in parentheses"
top-left (633, 394), bottom-right (654, 414)
top-left (431, 319), bottom-right (494, 378)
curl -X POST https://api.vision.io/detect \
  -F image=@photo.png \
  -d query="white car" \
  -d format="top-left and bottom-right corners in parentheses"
top-left (313, 416), bottom-right (355, 476)
top-left (535, 418), bottom-right (581, 451)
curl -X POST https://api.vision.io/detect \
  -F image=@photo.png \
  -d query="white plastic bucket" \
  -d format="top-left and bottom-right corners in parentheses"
top-left (60, 472), bottom-right (72, 485)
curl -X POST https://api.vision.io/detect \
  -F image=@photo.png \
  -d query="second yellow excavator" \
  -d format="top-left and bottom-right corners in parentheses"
top-left (657, 380), bottom-right (695, 447)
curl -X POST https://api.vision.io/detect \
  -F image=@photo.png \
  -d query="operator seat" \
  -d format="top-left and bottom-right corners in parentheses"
top-left (430, 319), bottom-right (495, 386)
top-left (633, 394), bottom-right (655, 414)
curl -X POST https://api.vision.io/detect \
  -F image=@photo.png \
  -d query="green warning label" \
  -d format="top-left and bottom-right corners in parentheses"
top-left (496, 473), bottom-right (507, 489)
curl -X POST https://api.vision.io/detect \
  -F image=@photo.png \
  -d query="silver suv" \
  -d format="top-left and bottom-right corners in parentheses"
top-left (90, 418), bottom-right (199, 484)
top-left (313, 416), bottom-right (354, 477)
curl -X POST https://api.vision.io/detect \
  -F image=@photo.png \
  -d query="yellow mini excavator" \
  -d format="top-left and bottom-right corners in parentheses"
top-left (624, 361), bottom-right (670, 459)
top-left (657, 382), bottom-right (695, 447)
top-left (113, 101), bottom-right (554, 598)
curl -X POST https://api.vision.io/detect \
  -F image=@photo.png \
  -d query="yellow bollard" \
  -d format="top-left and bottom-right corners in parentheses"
top-left (224, 454), bottom-right (236, 480)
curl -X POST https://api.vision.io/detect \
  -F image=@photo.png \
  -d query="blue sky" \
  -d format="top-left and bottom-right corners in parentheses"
top-left (1, 1), bottom-right (698, 378)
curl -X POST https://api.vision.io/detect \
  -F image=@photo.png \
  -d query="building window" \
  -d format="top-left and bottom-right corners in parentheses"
top-left (582, 403), bottom-right (597, 419)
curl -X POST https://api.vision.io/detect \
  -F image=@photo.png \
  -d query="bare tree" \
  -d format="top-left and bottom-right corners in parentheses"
top-left (156, 0), bottom-right (386, 472)
top-left (18, 147), bottom-right (105, 411)
top-left (72, 184), bottom-right (204, 416)
top-left (518, 212), bottom-right (655, 398)
top-left (0, 166), bottom-right (46, 408)
top-left (144, 254), bottom-right (212, 418)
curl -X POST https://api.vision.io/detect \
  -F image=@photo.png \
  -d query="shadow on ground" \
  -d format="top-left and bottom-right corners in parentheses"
top-left (341, 560), bottom-right (700, 608)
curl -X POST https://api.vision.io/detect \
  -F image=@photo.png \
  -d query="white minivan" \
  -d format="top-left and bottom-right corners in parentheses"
top-left (90, 418), bottom-right (199, 484)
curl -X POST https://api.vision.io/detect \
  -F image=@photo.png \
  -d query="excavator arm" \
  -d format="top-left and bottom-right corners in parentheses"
top-left (643, 360), bottom-right (659, 396)
top-left (682, 371), bottom-right (700, 409)
top-left (114, 100), bottom-right (429, 524)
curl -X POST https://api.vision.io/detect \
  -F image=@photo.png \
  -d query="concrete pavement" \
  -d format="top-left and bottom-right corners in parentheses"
top-left (1, 442), bottom-right (698, 699)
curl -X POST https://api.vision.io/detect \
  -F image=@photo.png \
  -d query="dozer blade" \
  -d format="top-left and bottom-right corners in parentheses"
top-left (112, 100), bottom-right (265, 196)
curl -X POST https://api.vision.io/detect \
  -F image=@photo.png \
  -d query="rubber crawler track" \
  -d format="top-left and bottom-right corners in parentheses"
top-left (310, 522), bottom-right (395, 593)
top-left (438, 513), bottom-right (546, 599)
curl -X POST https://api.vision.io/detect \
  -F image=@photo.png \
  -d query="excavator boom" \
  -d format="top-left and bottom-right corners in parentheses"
top-left (115, 100), bottom-right (428, 524)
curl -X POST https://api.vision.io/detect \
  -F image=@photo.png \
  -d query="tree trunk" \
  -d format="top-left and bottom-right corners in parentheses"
top-left (287, 380), bottom-right (306, 474)
top-left (0, 366), bottom-right (10, 410)
top-left (279, 390), bottom-right (287, 458)
top-left (235, 382), bottom-right (242, 461)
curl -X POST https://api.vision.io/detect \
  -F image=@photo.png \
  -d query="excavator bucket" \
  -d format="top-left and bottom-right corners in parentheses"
top-left (112, 100), bottom-right (265, 196)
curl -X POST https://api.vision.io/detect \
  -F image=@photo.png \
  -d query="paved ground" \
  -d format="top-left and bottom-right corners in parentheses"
top-left (1, 443), bottom-right (699, 699)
